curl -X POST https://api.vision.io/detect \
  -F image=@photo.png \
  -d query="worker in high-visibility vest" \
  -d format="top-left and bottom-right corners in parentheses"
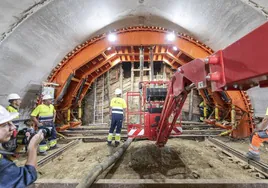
top-left (6, 93), bottom-right (21, 119)
top-left (107, 88), bottom-right (127, 147)
top-left (246, 108), bottom-right (268, 161)
top-left (31, 94), bottom-right (57, 155)
top-left (1, 93), bottom-right (21, 152)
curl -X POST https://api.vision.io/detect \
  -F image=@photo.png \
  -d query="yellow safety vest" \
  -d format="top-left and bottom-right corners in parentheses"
top-left (31, 104), bottom-right (55, 122)
top-left (6, 105), bottom-right (19, 119)
top-left (110, 97), bottom-right (127, 114)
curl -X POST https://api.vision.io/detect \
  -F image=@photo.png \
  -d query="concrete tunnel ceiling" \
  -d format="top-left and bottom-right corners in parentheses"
top-left (0, 0), bottom-right (268, 117)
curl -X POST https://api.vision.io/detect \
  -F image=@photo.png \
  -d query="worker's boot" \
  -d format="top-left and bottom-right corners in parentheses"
top-left (107, 141), bottom-right (112, 147)
top-left (39, 151), bottom-right (48, 156)
top-left (115, 141), bottom-right (120, 147)
top-left (246, 151), bottom-right (260, 161)
top-left (50, 145), bottom-right (59, 150)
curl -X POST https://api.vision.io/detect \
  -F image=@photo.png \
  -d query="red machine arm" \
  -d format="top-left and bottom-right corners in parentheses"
top-left (156, 21), bottom-right (268, 146)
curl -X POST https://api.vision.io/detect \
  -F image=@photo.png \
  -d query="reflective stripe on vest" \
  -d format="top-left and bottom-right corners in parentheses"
top-left (112, 107), bottom-right (123, 114)
top-left (39, 115), bottom-right (54, 123)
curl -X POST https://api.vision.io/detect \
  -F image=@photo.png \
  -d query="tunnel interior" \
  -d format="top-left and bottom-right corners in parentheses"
top-left (1, 0), bottom-right (268, 187)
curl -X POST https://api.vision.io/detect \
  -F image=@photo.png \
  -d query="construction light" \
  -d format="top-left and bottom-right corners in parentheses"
top-left (167, 32), bottom-right (175, 41)
top-left (173, 46), bottom-right (178, 51)
top-left (108, 33), bottom-right (117, 42)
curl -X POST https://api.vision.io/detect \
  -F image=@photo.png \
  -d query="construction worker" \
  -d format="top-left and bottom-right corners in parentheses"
top-left (1, 93), bottom-right (21, 153)
top-left (6, 93), bottom-right (21, 119)
top-left (31, 94), bottom-right (57, 155)
top-left (246, 108), bottom-right (268, 161)
top-left (0, 105), bottom-right (44, 187)
top-left (107, 88), bottom-right (127, 147)
top-left (198, 101), bottom-right (205, 121)
top-left (198, 101), bottom-right (212, 121)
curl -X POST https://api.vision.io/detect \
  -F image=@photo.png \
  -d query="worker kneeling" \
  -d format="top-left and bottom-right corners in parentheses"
top-left (0, 105), bottom-right (44, 187)
top-left (246, 109), bottom-right (268, 161)
top-left (31, 94), bottom-right (57, 156)
top-left (107, 89), bottom-right (127, 147)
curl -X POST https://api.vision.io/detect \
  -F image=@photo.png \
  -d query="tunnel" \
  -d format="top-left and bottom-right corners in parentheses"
top-left (0, 0), bottom-right (268, 116)
top-left (1, 0), bottom-right (268, 187)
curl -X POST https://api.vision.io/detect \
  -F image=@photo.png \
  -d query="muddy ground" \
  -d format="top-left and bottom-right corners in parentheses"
top-left (35, 138), bottom-right (266, 180)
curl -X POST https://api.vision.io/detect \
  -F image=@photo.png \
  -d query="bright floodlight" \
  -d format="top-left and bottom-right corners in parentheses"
top-left (108, 33), bottom-right (117, 42)
top-left (173, 46), bottom-right (178, 51)
top-left (167, 32), bottom-right (175, 41)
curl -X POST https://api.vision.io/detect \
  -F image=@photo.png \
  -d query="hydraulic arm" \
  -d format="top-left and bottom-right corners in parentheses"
top-left (155, 21), bottom-right (268, 146)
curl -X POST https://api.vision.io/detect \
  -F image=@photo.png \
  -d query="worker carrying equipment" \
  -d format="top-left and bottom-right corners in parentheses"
top-left (107, 88), bottom-right (127, 147)
top-left (246, 108), bottom-right (268, 161)
top-left (1, 93), bottom-right (21, 153)
top-left (31, 94), bottom-right (57, 156)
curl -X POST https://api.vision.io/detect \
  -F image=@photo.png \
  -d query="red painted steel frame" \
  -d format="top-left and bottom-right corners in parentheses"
top-left (206, 22), bottom-right (268, 91)
top-left (156, 72), bottom-right (190, 146)
top-left (155, 21), bottom-right (268, 146)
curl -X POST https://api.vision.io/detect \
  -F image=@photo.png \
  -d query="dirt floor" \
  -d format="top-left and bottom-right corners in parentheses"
top-left (34, 138), bottom-right (267, 180)
top-left (103, 138), bottom-right (265, 180)
top-left (37, 141), bottom-right (109, 179)
top-left (16, 139), bottom-right (72, 167)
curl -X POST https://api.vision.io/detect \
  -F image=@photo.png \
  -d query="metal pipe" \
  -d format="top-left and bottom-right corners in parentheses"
top-left (76, 138), bottom-right (133, 188)
top-left (139, 47), bottom-right (144, 82)
top-left (231, 104), bottom-right (236, 127)
top-left (215, 104), bottom-right (219, 121)
top-left (78, 104), bottom-right (82, 120)
top-left (188, 88), bottom-right (194, 121)
top-left (138, 47), bottom-right (144, 124)
top-left (67, 109), bottom-right (71, 122)
top-left (149, 46), bottom-right (154, 81)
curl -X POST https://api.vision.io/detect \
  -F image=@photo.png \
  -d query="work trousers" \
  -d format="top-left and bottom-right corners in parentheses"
top-left (107, 113), bottom-right (123, 143)
top-left (248, 130), bottom-right (268, 155)
top-left (39, 122), bottom-right (57, 153)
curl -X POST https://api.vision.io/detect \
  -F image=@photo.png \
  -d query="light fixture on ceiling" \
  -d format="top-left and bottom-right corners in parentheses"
top-left (173, 46), bottom-right (178, 51)
top-left (167, 32), bottom-right (176, 41)
top-left (107, 47), bottom-right (112, 50)
top-left (108, 33), bottom-right (117, 42)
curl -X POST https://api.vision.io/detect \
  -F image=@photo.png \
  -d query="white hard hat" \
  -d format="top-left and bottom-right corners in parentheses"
top-left (115, 88), bottom-right (122, 95)
top-left (0, 105), bottom-right (19, 124)
top-left (7, 93), bottom-right (21, 101)
top-left (42, 94), bottom-right (53, 100)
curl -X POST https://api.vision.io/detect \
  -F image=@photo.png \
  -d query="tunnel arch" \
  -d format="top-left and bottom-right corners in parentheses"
top-left (48, 26), bottom-right (254, 138)
top-left (48, 26), bottom-right (213, 110)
